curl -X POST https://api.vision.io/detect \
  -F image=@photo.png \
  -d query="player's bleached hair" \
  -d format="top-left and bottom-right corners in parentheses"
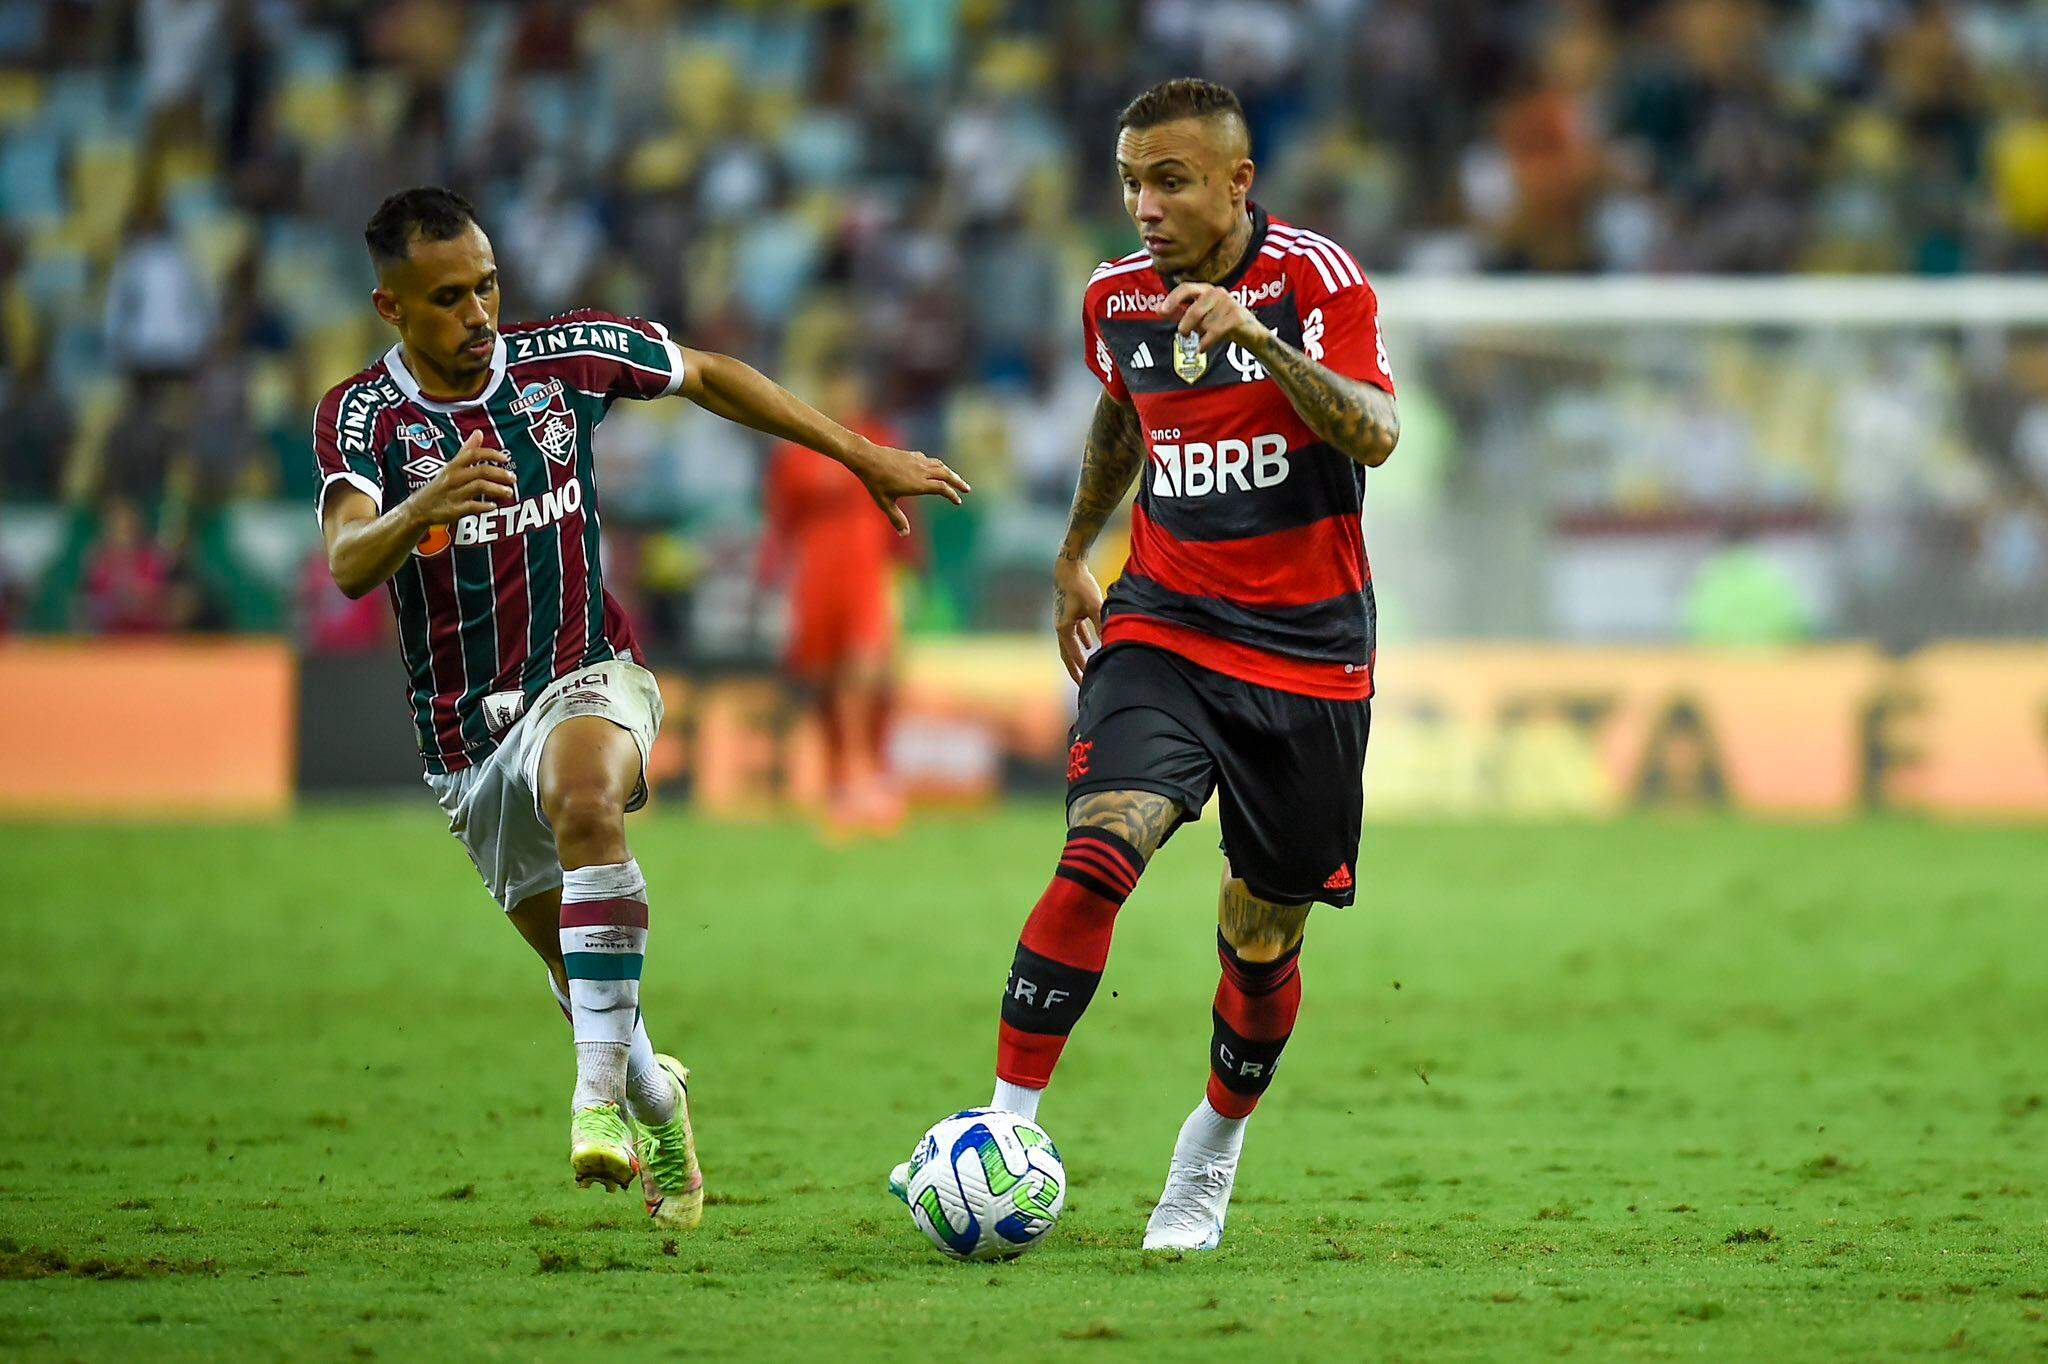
top-left (1116, 78), bottom-right (1249, 145)
top-left (364, 186), bottom-right (479, 266)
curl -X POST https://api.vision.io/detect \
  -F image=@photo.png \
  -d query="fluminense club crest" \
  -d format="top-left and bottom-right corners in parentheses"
top-left (512, 378), bottom-right (576, 464)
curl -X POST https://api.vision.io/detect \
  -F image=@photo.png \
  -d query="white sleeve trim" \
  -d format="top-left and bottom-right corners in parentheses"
top-left (660, 338), bottom-right (685, 396)
top-left (645, 318), bottom-right (686, 397)
top-left (316, 470), bottom-right (383, 526)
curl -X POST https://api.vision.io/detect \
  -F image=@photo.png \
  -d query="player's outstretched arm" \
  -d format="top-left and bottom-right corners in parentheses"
top-left (678, 348), bottom-right (969, 536)
top-left (321, 432), bottom-right (516, 598)
top-left (1162, 282), bottom-right (1399, 468)
top-left (1053, 391), bottom-right (1146, 684)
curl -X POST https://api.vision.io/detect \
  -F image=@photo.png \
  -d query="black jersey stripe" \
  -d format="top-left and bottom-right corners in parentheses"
top-left (1103, 572), bottom-right (1374, 666)
top-left (1136, 440), bottom-right (1364, 543)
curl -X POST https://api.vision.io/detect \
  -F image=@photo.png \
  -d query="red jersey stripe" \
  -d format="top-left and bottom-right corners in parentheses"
top-left (1102, 615), bottom-right (1373, 701)
top-left (453, 407), bottom-right (531, 693)
top-left (551, 458), bottom-right (590, 678)
top-left (414, 544), bottom-right (469, 757)
top-left (1125, 504), bottom-right (1365, 608)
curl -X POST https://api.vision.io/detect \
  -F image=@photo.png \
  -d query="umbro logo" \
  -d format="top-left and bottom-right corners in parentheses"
top-left (1129, 342), bottom-right (1155, 369)
top-left (402, 453), bottom-right (446, 485)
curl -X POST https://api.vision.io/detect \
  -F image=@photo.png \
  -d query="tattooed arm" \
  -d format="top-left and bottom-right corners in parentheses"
top-left (1059, 391), bottom-right (1146, 560)
top-left (1053, 391), bottom-right (1147, 683)
top-left (1162, 281), bottom-right (1400, 468)
top-left (1241, 330), bottom-right (1399, 468)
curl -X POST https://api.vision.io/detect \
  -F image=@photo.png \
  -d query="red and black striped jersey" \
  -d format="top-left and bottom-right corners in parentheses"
top-left (312, 310), bottom-right (684, 773)
top-left (1081, 205), bottom-right (1393, 700)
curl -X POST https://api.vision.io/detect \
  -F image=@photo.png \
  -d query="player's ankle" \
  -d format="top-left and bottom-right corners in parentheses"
top-left (992, 1078), bottom-right (1044, 1120)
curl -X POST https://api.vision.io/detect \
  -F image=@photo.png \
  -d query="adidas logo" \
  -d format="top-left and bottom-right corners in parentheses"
top-left (1322, 863), bottom-right (1353, 892)
top-left (1130, 342), bottom-right (1155, 369)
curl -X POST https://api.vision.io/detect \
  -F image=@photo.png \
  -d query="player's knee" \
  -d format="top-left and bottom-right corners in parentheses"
top-left (546, 785), bottom-right (626, 858)
top-left (1064, 789), bottom-right (1181, 863)
top-left (1219, 880), bottom-right (1308, 962)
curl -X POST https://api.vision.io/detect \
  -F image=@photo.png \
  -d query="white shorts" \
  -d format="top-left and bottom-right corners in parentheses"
top-left (425, 659), bottom-right (665, 911)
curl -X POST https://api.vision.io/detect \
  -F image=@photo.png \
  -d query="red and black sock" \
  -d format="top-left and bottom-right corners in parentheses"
top-left (995, 826), bottom-right (1146, 1088)
top-left (1207, 931), bottom-right (1303, 1119)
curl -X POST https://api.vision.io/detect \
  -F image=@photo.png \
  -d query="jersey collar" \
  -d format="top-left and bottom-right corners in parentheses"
top-left (383, 336), bottom-right (508, 412)
top-left (1159, 202), bottom-right (1269, 293)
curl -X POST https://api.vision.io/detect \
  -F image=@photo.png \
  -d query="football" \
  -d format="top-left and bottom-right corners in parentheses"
top-left (902, 1109), bottom-right (1066, 1261)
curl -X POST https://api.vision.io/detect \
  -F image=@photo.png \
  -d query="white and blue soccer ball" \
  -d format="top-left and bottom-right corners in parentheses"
top-left (903, 1109), bottom-right (1066, 1261)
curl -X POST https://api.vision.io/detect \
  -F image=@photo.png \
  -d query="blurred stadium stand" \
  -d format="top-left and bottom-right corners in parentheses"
top-left (1, 0), bottom-right (2046, 655)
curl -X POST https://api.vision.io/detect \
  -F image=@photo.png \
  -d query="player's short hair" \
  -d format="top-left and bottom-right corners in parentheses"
top-left (364, 186), bottom-right (479, 267)
top-left (1116, 78), bottom-right (1248, 145)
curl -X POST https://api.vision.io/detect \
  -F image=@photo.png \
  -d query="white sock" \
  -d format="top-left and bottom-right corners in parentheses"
top-left (1176, 1098), bottom-right (1247, 1163)
top-left (992, 1079), bottom-right (1043, 1120)
top-left (625, 1029), bottom-right (677, 1125)
top-left (572, 1040), bottom-right (628, 1111)
top-left (547, 969), bottom-right (674, 1122)
top-left (561, 860), bottom-right (648, 1110)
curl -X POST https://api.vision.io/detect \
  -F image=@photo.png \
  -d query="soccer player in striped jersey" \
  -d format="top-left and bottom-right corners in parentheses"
top-left (316, 187), bottom-right (968, 1222)
top-left (894, 79), bottom-right (1399, 1249)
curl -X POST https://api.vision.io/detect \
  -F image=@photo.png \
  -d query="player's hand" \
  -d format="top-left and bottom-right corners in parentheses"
top-left (1161, 282), bottom-right (1268, 355)
top-left (844, 437), bottom-right (971, 537)
top-left (1053, 553), bottom-right (1105, 685)
top-left (410, 431), bottom-right (517, 525)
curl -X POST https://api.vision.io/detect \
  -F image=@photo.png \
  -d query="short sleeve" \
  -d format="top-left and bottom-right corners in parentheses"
top-left (1300, 279), bottom-right (1394, 396)
top-left (312, 382), bottom-right (387, 526)
top-left (1080, 297), bottom-right (1130, 403)
top-left (597, 314), bottom-right (687, 401)
top-left (1283, 234), bottom-right (1394, 395)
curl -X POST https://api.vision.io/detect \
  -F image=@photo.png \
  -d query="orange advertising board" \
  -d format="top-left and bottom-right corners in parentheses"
top-left (0, 638), bottom-right (2040, 821)
top-left (867, 639), bottom-right (2048, 820)
top-left (0, 640), bottom-right (297, 817)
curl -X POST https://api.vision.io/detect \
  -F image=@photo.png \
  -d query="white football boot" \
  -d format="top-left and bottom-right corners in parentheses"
top-left (1142, 1101), bottom-right (1245, 1250)
top-left (1141, 1153), bottom-right (1237, 1250)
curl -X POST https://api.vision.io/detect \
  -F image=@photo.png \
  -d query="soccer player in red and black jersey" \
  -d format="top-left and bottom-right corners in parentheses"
top-left (316, 188), bottom-right (968, 1222)
top-left (924, 79), bottom-right (1400, 1249)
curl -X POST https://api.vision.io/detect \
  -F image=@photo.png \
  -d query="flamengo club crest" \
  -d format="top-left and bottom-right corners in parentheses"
top-left (511, 377), bottom-right (576, 464)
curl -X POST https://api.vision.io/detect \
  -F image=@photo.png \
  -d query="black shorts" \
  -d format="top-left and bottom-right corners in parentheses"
top-left (1065, 643), bottom-right (1370, 908)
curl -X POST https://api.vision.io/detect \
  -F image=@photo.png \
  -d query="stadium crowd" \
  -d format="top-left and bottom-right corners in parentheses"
top-left (1, 0), bottom-right (2046, 643)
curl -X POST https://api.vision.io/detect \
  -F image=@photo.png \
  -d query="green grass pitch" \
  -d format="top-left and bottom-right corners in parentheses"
top-left (2, 805), bottom-right (2044, 1360)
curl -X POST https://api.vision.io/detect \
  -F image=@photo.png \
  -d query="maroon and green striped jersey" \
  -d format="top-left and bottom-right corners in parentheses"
top-left (312, 309), bottom-right (684, 774)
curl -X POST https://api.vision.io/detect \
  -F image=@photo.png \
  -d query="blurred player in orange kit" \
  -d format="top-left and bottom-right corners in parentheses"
top-left (758, 353), bottom-right (917, 834)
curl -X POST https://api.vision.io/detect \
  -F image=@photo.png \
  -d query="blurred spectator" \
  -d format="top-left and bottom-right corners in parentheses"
top-left (1685, 527), bottom-right (1815, 646)
top-left (296, 546), bottom-right (388, 654)
top-left (757, 355), bottom-right (914, 833)
top-left (140, 0), bottom-right (226, 127)
top-left (76, 498), bottom-right (177, 635)
top-left (0, 342), bottom-right (73, 501)
top-left (101, 191), bottom-right (214, 381)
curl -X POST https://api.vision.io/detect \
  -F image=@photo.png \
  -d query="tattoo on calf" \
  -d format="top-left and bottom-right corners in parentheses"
top-left (1219, 878), bottom-right (1310, 958)
top-left (1065, 790), bottom-right (1183, 861)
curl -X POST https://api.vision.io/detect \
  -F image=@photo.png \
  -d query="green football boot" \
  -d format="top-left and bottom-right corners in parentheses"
top-left (632, 1055), bottom-right (703, 1228)
top-left (569, 1102), bottom-right (639, 1193)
